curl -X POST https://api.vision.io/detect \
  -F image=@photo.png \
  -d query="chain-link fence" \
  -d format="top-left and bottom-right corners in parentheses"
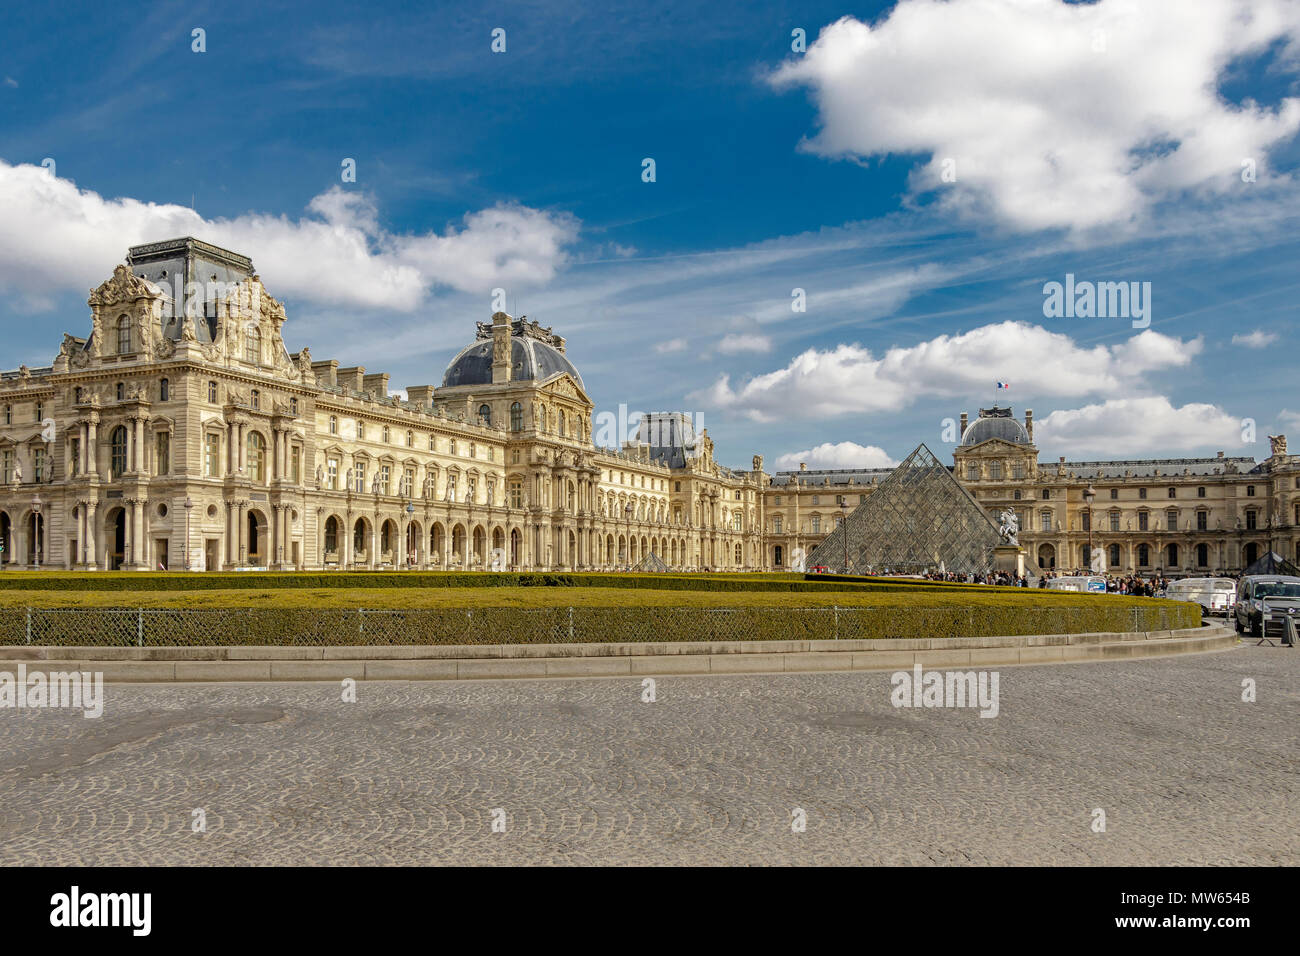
top-left (0, 603), bottom-right (1194, 647)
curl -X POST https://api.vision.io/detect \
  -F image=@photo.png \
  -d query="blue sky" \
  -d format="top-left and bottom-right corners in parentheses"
top-left (1, 0), bottom-right (1297, 471)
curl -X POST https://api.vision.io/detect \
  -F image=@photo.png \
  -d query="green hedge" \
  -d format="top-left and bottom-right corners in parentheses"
top-left (0, 570), bottom-right (998, 595)
top-left (0, 601), bottom-right (1199, 646)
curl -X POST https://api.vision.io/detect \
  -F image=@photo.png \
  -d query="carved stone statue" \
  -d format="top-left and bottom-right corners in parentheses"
top-left (997, 508), bottom-right (1019, 546)
top-left (1269, 434), bottom-right (1287, 457)
top-left (315, 464), bottom-right (324, 488)
top-left (371, 472), bottom-right (381, 495)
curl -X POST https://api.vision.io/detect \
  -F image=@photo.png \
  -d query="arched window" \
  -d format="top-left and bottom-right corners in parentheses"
top-left (116, 314), bottom-right (131, 354)
top-left (510, 402), bottom-right (522, 431)
top-left (244, 327), bottom-right (261, 364)
top-left (159, 378), bottom-right (169, 402)
top-left (1108, 544), bottom-right (1120, 567)
top-left (110, 426), bottom-right (128, 477)
top-left (558, 414), bottom-right (566, 438)
top-left (479, 404), bottom-right (491, 426)
top-left (247, 431), bottom-right (266, 483)
top-left (406, 430), bottom-right (413, 448)
top-left (329, 415), bottom-right (338, 435)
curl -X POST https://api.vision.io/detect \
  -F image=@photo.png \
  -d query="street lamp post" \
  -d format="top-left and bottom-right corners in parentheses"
top-left (1083, 483), bottom-right (1095, 573)
top-left (405, 501), bottom-right (415, 568)
top-left (184, 496), bottom-right (193, 571)
top-left (31, 494), bottom-right (42, 571)
top-left (624, 503), bottom-right (633, 570)
top-left (839, 498), bottom-right (848, 574)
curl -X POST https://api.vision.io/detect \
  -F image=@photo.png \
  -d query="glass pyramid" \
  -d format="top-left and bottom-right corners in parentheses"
top-left (807, 443), bottom-right (1009, 576)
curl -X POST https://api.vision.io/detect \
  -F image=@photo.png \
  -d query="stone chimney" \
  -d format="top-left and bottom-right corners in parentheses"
top-left (959, 412), bottom-right (968, 437)
top-left (362, 372), bottom-right (389, 398)
top-left (1025, 408), bottom-right (1034, 442)
top-left (406, 385), bottom-right (435, 407)
top-left (311, 359), bottom-right (339, 387)
top-left (491, 311), bottom-right (512, 384)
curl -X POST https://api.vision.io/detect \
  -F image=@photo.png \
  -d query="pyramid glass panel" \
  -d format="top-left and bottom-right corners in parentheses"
top-left (807, 443), bottom-right (1015, 576)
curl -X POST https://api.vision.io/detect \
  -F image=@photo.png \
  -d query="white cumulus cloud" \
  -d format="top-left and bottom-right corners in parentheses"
top-left (1034, 396), bottom-right (1246, 455)
top-left (0, 160), bottom-right (579, 311)
top-left (774, 441), bottom-right (898, 471)
top-left (1231, 329), bottom-right (1278, 348)
top-left (695, 321), bottom-right (1201, 422)
top-left (769, 0), bottom-right (1300, 233)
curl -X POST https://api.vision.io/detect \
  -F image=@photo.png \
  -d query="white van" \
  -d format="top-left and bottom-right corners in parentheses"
top-left (1164, 577), bottom-right (1236, 616)
top-left (1046, 575), bottom-right (1108, 593)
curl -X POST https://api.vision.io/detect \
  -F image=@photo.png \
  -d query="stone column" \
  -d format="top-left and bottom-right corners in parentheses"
top-left (134, 497), bottom-right (146, 568)
top-left (238, 500), bottom-right (248, 565)
top-left (86, 418), bottom-right (98, 478)
top-left (133, 416), bottom-right (144, 473)
top-left (237, 424), bottom-right (247, 475)
top-left (85, 501), bottom-right (98, 570)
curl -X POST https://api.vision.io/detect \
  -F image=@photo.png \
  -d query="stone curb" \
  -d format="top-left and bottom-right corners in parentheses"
top-left (0, 626), bottom-right (1237, 682)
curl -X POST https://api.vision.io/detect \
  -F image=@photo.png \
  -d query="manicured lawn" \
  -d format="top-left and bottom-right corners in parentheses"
top-left (0, 584), bottom-right (1171, 611)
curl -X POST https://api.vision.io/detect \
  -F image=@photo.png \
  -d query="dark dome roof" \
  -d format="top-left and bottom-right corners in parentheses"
top-left (961, 408), bottom-right (1031, 446)
top-left (442, 337), bottom-right (583, 390)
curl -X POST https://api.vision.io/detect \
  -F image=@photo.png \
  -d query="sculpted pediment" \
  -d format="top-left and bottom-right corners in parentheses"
top-left (540, 373), bottom-right (590, 404)
top-left (88, 265), bottom-right (160, 308)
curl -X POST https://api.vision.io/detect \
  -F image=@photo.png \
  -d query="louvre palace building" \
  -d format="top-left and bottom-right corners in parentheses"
top-left (0, 237), bottom-right (1296, 575)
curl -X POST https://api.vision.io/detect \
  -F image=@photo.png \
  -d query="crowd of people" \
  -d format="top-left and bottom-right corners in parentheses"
top-left (920, 568), bottom-right (1175, 595)
top-left (924, 570), bottom-right (1030, 587)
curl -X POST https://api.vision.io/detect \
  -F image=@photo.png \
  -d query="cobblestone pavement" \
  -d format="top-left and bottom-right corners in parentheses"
top-left (0, 645), bottom-right (1295, 865)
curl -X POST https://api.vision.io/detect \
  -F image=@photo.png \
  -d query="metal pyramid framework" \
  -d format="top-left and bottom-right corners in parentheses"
top-left (632, 551), bottom-right (670, 573)
top-left (807, 443), bottom-right (1009, 576)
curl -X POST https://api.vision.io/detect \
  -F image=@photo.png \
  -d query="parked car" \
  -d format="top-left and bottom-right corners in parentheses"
top-left (1046, 575), bottom-right (1107, 593)
top-left (1233, 575), bottom-right (1300, 638)
top-left (1164, 577), bottom-right (1237, 617)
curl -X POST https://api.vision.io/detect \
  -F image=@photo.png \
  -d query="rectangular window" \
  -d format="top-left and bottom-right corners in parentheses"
top-left (1138, 488), bottom-right (1147, 499)
top-left (773, 515), bottom-right (782, 533)
top-left (509, 481), bottom-right (523, 509)
top-left (1246, 510), bottom-right (1257, 530)
top-left (33, 448), bottom-right (45, 482)
top-left (380, 464), bottom-right (391, 495)
top-left (1138, 512), bottom-right (1149, 531)
top-left (1109, 512), bottom-right (1120, 532)
top-left (811, 516), bottom-right (821, 533)
top-left (290, 446), bottom-right (301, 484)
top-left (1196, 511), bottom-right (1207, 531)
top-left (1040, 511), bottom-right (1052, 532)
top-left (400, 467), bottom-right (414, 498)
top-left (1110, 488), bottom-right (1118, 499)
top-left (205, 434), bottom-right (220, 477)
top-left (327, 457), bottom-right (339, 490)
top-left (355, 464), bottom-right (366, 494)
top-left (70, 437), bottom-right (80, 476)
top-left (1166, 510), bottom-right (1177, 531)
top-left (1, 449), bottom-right (11, 483)
top-left (1011, 463), bottom-right (1025, 480)
top-left (156, 433), bottom-right (170, 476)
top-left (989, 461), bottom-right (1002, 480)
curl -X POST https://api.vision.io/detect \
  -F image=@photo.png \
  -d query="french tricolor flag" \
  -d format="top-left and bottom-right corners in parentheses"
top-left (996, 381), bottom-right (1010, 390)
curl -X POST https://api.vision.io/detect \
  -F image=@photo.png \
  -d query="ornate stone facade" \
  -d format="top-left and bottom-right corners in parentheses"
top-left (0, 238), bottom-right (1294, 575)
